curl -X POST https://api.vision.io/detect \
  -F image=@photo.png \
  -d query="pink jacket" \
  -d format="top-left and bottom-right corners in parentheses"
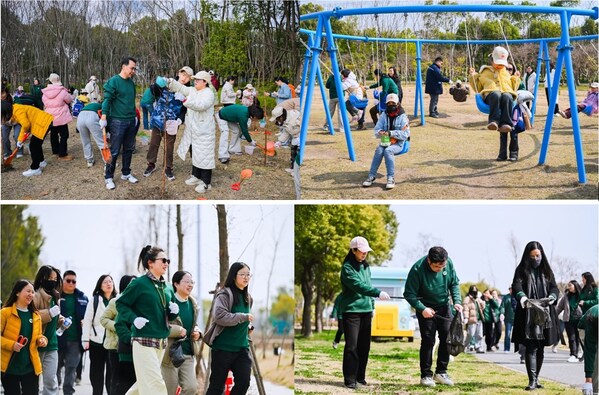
top-left (42, 84), bottom-right (73, 126)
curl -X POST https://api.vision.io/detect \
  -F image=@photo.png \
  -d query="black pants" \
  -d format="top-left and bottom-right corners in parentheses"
top-left (192, 166), bottom-right (212, 186)
top-left (416, 305), bottom-right (451, 378)
top-left (29, 134), bottom-right (46, 169)
top-left (89, 341), bottom-right (111, 395)
top-left (523, 339), bottom-right (545, 377)
top-left (498, 131), bottom-right (519, 159)
top-left (429, 93), bottom-right (439, 116)
top-left (484, 321), bottom-right (495, 350)
top-left (544, 87), bottom-right (560, 113)
top-left (334, 318), bottom-right (344, 344)
top-left (342, 312), bottom-right (372, 386)
top-left (1, 371), bottom-right (39, 395)
top-left (565, 320), bottom-right (580, 357)
top-left (114, 360), bottom-right (136, 395)
top-left (345, 100), bottom-right (358, 117)
top-left (485, 91), bottom-right (513, 127)
top-left (493, 321), bottom-right (502, 347)
top-left (50, 123), bottom-right (69, 157)
top-left (369, 105), bottom-right (379, 125)
top-left (107, 350), bottom-right (119, 395)
top-left (206, 348), bottom-right (252, 395)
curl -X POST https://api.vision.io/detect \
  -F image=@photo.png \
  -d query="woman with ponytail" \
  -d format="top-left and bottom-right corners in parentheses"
top-left (115, 245), bottom-right (179, 395)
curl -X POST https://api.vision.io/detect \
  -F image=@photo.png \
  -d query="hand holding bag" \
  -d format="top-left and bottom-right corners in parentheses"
top-left (169, 337), bottom-right (187, 368)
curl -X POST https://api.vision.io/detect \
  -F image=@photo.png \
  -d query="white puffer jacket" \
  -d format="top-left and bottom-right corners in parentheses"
top-left (82, 295), bottom-right (107, 345)
top-left (342, 71), bottom-right (363, 99)
top-left (169, 79), bottom-right (216, 169)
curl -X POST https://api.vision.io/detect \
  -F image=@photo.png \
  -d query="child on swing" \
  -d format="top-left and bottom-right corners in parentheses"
top-left (362, 93), bottom-right (410, 190)
top-left (559, 82), bottom-right (598, 119)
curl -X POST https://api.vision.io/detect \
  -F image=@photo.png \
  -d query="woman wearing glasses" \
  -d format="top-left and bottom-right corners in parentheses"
top-left (204, 262), bottom-right (254, 395)
top-left (116, 245), bottom-right (179, 395)
top-left (161, 271), bottom-right (202, 395)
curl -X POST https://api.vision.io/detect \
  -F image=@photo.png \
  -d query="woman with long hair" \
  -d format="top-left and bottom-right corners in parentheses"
top-left (579, 272), bottom-right (598, 315)
top-left (204, 262), bottom-right (254, 395)
top-left (116, 246), bottom-right (179, 395)
top-left (82, 274), bottom-right (117, 395)
top-left (556, 280), bottom-right (583, 362)
top-left (32, 265), bottom-right (63, 395)
top-left (511, 241), bottom-right (559, 390)
top-left (161, 271), bottom-right (202, 395)
top-left (1, 279), bottom-right (48, 395)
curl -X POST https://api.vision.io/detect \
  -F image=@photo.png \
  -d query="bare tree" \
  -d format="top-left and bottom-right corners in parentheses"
top-left (508, 231), bottom-right (520, 268)
top-left (552, 255), bottom-right (581, 291)
top-left (216, 205), bottom-right (229, 284)
top-left (176, 204), bottom-right (183, 271)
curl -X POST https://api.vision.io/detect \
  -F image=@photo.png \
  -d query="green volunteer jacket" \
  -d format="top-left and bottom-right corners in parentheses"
top-left (219, 104), bottom-right (252, 143)
top-left (101, 74), bottom-right (136, 120)
top-left (404, 256), bottom-right (461, 312)
top-left (339, 260), bottom-right (381, 314)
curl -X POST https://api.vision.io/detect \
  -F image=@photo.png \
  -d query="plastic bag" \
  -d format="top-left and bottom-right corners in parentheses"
top-left (165, 119), bottom-right (182, 135)
top-left (169, 337), bottom-right (187, 368)
top-left (447, 311), bottom-right (465, 356)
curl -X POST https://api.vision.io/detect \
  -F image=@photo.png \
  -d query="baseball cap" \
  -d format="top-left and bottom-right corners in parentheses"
top-left (386, 93), bottom-right (399, 104)
top-left (179, 66), bottom-right (193, 76)
top-left (17, 86), bottom-right (23, 91)
top-left (47, 73), bottom-right (61, 84)
top-left (350, 236), bottom-right (372, 253)
top-left (590, 82), bottom-right (599, 88)
top-left (492, 46), bottom-right (509, 66)
top-left (89, 75), bottom-right (97, 81)
top-left (244, 83), bottom-right (254, 90)
top-left (270, 106), bottom-right (284, 121)
top-left (191, 71), bottom-right (211, 82)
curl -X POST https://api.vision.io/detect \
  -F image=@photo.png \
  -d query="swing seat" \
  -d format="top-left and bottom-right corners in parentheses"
top-left (349, 94), bottom-right (369, 110)
top-left (475, 94), bottom-right (490, 114)
top-left (395, 139), bottom-right (410, 156)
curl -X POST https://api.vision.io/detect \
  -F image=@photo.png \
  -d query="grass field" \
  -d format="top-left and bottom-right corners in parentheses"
top-left (294, 331), bottom-right (581, 395)
top-left (300, 84), bottom-right (598, 200)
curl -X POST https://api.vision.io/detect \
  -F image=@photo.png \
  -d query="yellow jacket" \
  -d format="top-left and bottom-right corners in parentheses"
top-left (12, 103), bottom-right (54, 141)
top-left (469, 65), bottom-right (521, 99)
top-left (1, 305), bottom-right (46, 375)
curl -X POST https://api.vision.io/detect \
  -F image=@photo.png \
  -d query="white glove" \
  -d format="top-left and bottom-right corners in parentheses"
top-left (274, 141), bottom-right (282, 148)
top-left (174, 92), bottom-right (185, 101)
top-left (449, 80), bottom-right (454, 85)
top-left (133, 317), bottom-right (149, 329)
top-left (548, 295), bottom-right (556, 305)
top-left (16, 141), bottom-right (23, 149)
top-left (169, 302), bottom-right (179, 315)
top-left (520, 296), bottom-right (528, 308)
top-left (49, 305), bottom-right (61, 318)
top-left (99, 119), bottom-right (108, 129)
top-left (379, 291), bottom-right (390, 300)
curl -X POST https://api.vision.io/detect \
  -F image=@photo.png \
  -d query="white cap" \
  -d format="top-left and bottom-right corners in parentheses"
top-left (191, 71), bottom-right (211, 83)
top-left (244, 83), bottom-right (254, 90)
top-left (590, 82), bottom-right (599, 88)
top-left (47, 73), bottom-right (61, 84)
top-left (386, 93), bottom-right (399, 104)
top-left (492, 46), bottom-right (509, 66)
top-left (80, 88), bottom-right (88, 94)
top-left (456, 80), bottom-right (462, 85)
top-left (270, 106), bottom-right (284, 121)
top-left (17, 86), bottom-right (23, 91)
top-left (179, 66), bottom-right (193, 76)
top-left (208, 70), bottom-right (215, 75)
top-left (350, 236), bottom-right (372, 253)
top-left (89, 75), bottom-right (97, 81)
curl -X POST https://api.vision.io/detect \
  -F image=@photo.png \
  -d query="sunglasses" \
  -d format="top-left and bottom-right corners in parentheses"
top-left (154, 258), bottom-right (171, 264)
top-left (506, 68), bottom-right (514, 71)
top-left (65, 279), bottom-right (77, 284)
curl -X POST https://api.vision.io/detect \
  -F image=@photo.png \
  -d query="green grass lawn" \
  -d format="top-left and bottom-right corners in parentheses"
top-left (295, 331), bottom-right (580, 395)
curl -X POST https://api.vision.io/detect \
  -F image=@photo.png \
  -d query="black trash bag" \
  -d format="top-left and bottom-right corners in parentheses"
top-left (169, 337), bottom-right (187, 368)
top-left (524, 298), bottom-right (552, 340)
top-left (447, 311), bottom-right (465, 357)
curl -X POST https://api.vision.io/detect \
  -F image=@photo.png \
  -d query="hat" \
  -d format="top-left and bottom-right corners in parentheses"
top-left (270, 106), bottom-right (284, 121)
top-left (456, 80), bottom-right (462, 85)
top-left (80, 88), bottom-right (88, 94)
top-left (179, 66), bottom-right (193, 76)
top-left (492, 46), bottom-right (509, 66)
top-left (590, 82), bottom-right (599, 89)
top-left (79, 95), bottom-right (89, 104)
top-left (191, 71), bottom-right (211, 83)
top-left (47, 73), bottom-right (61, 84)
top-left (350, 236), bottom-right (372, 253)
top-left (89, 75), bottom-right (97, 81)
top-left (17, 86), bottom-right (23, 91)
top-left (386, 93), bottom-right (399, 104)
top-left (208, 70), bottom-right (214, 75)
top-left (244, 83), bottom-right (254, 90)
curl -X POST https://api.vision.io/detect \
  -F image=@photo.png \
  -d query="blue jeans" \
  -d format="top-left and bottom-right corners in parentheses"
top-left (58, 341), bottom-right (81, 395)
top-left (368, 144), bottom-right (403, 178)
top-left (2, 123), bottom-right (22, 158)
top-left (105, 118), bottom-right (137, 179)
top-left (141, 103), bottom-right (153, 130)
top-left (504, 322), bottom-right (513, 352)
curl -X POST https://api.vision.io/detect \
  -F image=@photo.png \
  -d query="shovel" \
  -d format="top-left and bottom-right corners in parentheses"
top-left (3, 132), bottom-right (30, 167)
top-left (255, 141), bottom-right (276, 157)
top-left (101, 128), bottom-right (112, 163)
top-left (231, 168), bottom-right (253, 191)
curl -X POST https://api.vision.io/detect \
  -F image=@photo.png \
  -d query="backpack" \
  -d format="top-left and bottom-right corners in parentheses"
top-left (511, 105), bottom-right (527, 134)
top-left (288, 84), bottom-right (297, 98)
top-left (72, 99), bottom-right (85, 117)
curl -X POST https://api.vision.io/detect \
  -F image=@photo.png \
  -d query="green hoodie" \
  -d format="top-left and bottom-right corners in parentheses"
top-left (404, 256), bottom-right (461, 312)
top-left (339, 259), bottom-right (381, 314)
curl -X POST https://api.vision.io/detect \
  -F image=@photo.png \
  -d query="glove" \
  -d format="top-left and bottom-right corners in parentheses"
top-left (174, 92), bottom-right (185, 101)
top-left (81, 341), bottom-right (89, 351)
top-left (379, 291), bottom-right (390, 300)
top-left (16, 141), bottom-right (23, 149)
top-left (49, 305), bottom-right (61, 318)
top-left (133, 317), bottom-right (149, 329)
top-left (274, 141), bottom-right (282, 148)
top-left (548, 295), bottom-right (556, 305)
top-left (99, 119), bottom-right (108, 129)
top-left (169, 302), bottom-right (179, 315)
top-left (156, 76), bottom-right (168, 88)
top-left (520, 296), bottom-right (529, 308)
top-left (449, 80), bottom-right (454, 85)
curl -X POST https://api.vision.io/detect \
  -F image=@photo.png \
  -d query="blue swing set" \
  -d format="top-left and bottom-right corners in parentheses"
top-left (299, 4), bottom-right (599, 184)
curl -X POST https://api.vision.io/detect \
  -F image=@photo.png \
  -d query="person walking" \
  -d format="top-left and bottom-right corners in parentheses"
top-left (491, 290), bottom-right (503, 350)
top-left (500, 286), bottom-right (515, 352)
top-left (511, 241), bottom-right (559, 391)
top-left (204, 262), bottom-right (255, 395)
top-left (425, 57), bottom-right (451, 118)
top-left (161, 271), bottom-right (202, 395)
top-left (1, 279), bottom-right (48, 395)
top-left (100, 57), bottom-right (139, 190)
top-left (404, 246), bottom-right (463, 387)
top-left (578, 305), bottom-right (598, 395)
top-left (322, 74), bottom-right (342, 131)
top-left (32, 265), bottom-right (63, 395)
top-left (82, 275), bottom-right (117, 395)
top-left (85, 76), bottom-right (101, 103)
top-left (462, 285), bottom-right (485, 353)
top-left (42, 73), bottom-right (73, 160)
top-left (580, 272), bottom-right (598, 315)
top-left (115, 245), bottom-right (179, 395)
top-left (330, 293), bottom-right (344, 349)
top-left (556, 280), bottom-right (583, 363)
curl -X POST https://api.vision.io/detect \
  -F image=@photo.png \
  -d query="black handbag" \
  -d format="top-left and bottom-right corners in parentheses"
top-left (169, 337), bottom-right (187, 368)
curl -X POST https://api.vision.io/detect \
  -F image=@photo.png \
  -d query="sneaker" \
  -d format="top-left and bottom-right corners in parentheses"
top-left (22, 168), bottom-right (42, 177)
top-left (577, 350), bottom-right (583, 359)
top-left (430, 113), bottom-right (439, 118)
top-left (487, 122), bottom-right (498, 131)
top-left (551, 345), bottom-right (558, 353)
top-left (558, 110), bottom-right (567, 118)
top-left (105, 178), bottom-right (116, 190)
top-left (322, 124), bottom-right (329, 131)
top-left (362, 176), bottom-right (376, 187)
top-left (332, 342), bottom-right (338, 349)
top-left (433, 373), bottom-right (454, 386)
top-left (233, 151), bottom-right (243, 156)
top-left (219, 158), bottom-right (230, 164)
top-left (185, 175), bottom-right (202, 185)
top-left (568, 355), bottom-right (579, 363)
top-left (165, 168), bottom-right (175, 181)
top-left (476, 349), bottom-right (485, 354)
top-left (87, 159), bottom-right (94, 168)
top-left (420, 377), bottom-right (436, 387)
top-left (39, 160), bottom-right (47, 168)
top-left (357, 380), bottom-right (367, 386)
top-left (504, 350), bottom-right (510, 353)
top-left (58, 154), bottom-right (73, 161)
top-left (16, 153), bottom-right (23, 158)
top-left (385, 177), bottom-right (395, 189)
top-left (121, 174), bottom-right (139, 184)
top-left (467, 345), bottom-right (474, 352)
top-left (143, 163), bottom-right (156, 177)
top-left (582, 382), bottom-right (593, 395)
top-left (520, 356), bottom-right (525, 364)
top-left (344, 382), bottom-right (356, 389)
top-left (195, 182), bottom-right (212, 194)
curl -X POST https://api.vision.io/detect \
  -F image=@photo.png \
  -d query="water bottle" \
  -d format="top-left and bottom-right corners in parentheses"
top-left (380, 131), bottom-right (390, 147)
top-left (56, 316), bottom-right (72, 336)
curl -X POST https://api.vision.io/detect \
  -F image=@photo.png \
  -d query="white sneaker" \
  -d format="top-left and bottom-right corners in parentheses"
top-left (551, 345), bottom-right (558, 353)
top-left (577, 350), bottom-right (583, 359)
top-left (195, 182), bottom-right (212, 194)
top-left (332, 342), bottom-right (338, 349)
top-left (87, 159), bottom-right (94, 168)
top-left (420, 377), bottom-right (436, 387)
top-left (105, 178), bottom-right (116, 190)
top-left (121, 174), bottom-right (138, 184)
top-left (568, 355), bottom-right (579, 363)
top-left (16, 153), bottom-right (23, 158)
top-left (362, 176), bottom-right (375, 187)
top-left (22, 168), bottom-right (42, 177)
top-left (39, 160), bottom-right (47, 168)
top-left (185, 175), bottom-right (202, 185)
top-left (385, 177), bottom-right (395, 189)
top-left (433, 373), bottom-right (454, 386)
top-left (582, 382), bottom-right (593, 395)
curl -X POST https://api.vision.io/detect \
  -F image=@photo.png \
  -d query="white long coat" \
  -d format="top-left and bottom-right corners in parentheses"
top-left (168, 80), bottom-right (216, 169)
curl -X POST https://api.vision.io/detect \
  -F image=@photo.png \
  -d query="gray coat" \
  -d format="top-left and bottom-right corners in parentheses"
top-left (203, 287), bottom-right (253, 346)
top-left (162, 294), bottom-right (202, 366)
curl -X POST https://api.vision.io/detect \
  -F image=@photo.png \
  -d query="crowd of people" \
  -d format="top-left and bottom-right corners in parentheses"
top-left (1, 250), bottom-right (256, 395)
top-left (0, 58), bottom-right (301, 193)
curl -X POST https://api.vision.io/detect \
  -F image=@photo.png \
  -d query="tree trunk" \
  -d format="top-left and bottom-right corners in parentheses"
top-left (301, 263), bottom-right (314, 337)
top-left (315, 288), bottom-right (323, 333)
top-left (216, 205), bottom-right (229, 285)
top-left (176, 204), bottom-right (183, 271)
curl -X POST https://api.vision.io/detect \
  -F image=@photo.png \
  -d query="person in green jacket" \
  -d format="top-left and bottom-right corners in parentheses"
top-left (322, 74), bottom-right (342, 131)
top-left (367, 69), bottom-right (399, 125)
top-left (580, 272), bottom-right (598, 315)
top-left (500, 286), bottom-right (515, 352)
top-left (216, 103), bottom-right (264, 164)
top-left (116, 245), bottom-right (178, 395)
top-left (482, 289), bottom-right (500, 352)
top-left (330, 293), bottom-right (344, 349)
top-left (404, 246), bottom-right (463, 388)
top-left (339, 236), bottom-right (390, 389)
top-left (112, 275), bottom-right (137, 395)
top-left (578, 304), bottom-right (598, 395)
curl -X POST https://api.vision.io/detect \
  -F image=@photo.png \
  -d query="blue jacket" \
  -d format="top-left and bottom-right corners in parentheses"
top-left (374, 111), bottom-right (410, 151)
top-left (425, 62), bottom-right (450, 95)
top-left (273, 83), bottom-right (292, 105)
top-left (150, 90), bottom-right (184, 131)
top-left (58, 289), bottom-right (88, 349)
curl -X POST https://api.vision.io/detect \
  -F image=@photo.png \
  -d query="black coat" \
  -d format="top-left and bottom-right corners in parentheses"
top-left (511, 265), bottom-right (559, 346)
top-left (425, 63), bottom-right (450, 95)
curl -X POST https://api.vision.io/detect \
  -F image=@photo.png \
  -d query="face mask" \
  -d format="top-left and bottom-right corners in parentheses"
top-left (530, 256), bottom-right (542, 268)
top-left (42, 279), bottom-right (57, 292)
top-left (386, 105), bottom-right (398, 114)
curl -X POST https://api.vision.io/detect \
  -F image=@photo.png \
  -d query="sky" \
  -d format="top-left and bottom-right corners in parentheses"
top-left (23, 204), bottom-right (294, 327)
top-left (385, 202), bottom-right (598, 293)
